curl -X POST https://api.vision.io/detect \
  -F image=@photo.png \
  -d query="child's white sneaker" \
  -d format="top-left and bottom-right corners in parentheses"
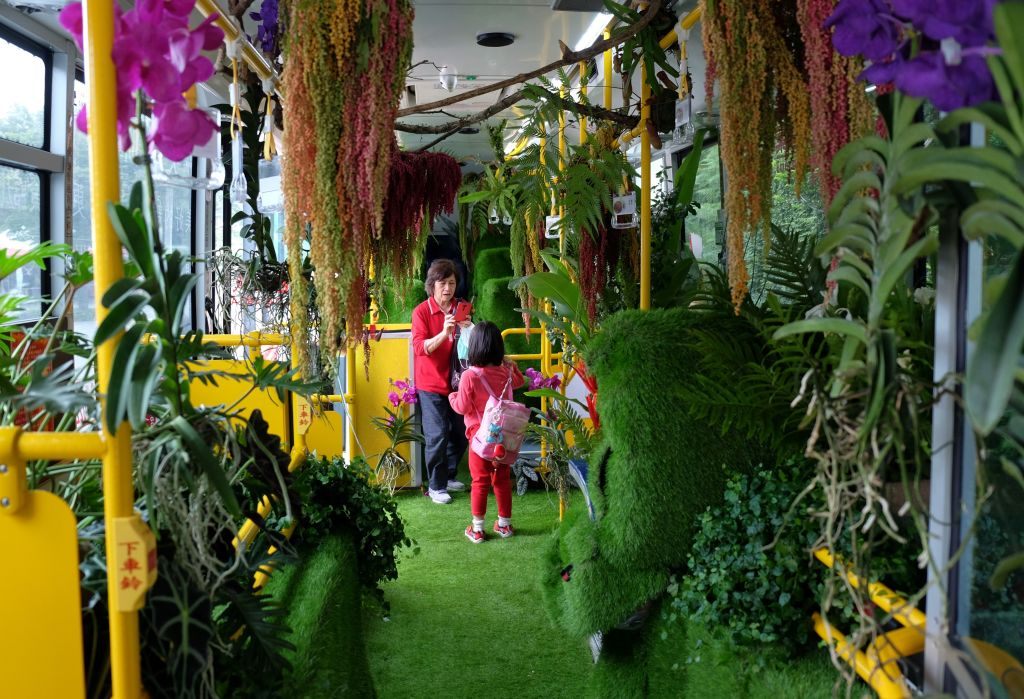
top-left (428, 489), bottom-right (452, 504)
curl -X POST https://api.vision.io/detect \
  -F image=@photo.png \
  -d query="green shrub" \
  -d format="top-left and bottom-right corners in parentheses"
top-left (291, 456), bottom-right (414, 606)
top-left (471, 247), bottom-right (513, 301)
top-left (669, 463), bottom-right (820, 651)
top-left (475, 275), bottom-right (540, 359)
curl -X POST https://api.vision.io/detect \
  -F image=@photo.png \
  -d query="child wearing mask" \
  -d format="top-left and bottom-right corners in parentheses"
top-left (448, 321), bottom-right (524, 543)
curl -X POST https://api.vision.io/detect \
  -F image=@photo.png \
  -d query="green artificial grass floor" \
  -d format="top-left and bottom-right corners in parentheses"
top-left (363, 486), bottom-right (593, 698)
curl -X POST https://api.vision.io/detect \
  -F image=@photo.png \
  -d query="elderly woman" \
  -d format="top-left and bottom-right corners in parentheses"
top-left (411, 258), bottom-right (472, 504)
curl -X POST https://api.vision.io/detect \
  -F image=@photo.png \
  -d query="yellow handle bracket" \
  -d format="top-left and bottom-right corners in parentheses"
top-left (0, 427), bottom-right (27, 515)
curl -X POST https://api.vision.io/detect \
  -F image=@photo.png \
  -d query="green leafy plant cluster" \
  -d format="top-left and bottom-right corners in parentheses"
top-left (290, 456), bottom-right (415, 605)
top-left (669, 463), bottom-right (821, 650)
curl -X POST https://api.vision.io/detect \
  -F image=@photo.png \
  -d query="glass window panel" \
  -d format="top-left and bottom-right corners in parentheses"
top-left (72, 81), bottom-right (196, 335)
top-left (0, 165), bottom-right (42, 321)
top-left (0, 36), bottom-right (46, 149)
top-left (689, 143), bottom-right (721, 262)
top-left (964, 234), bottom-right (1024, 687)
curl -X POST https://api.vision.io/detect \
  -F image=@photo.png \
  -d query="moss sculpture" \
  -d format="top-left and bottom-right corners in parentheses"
top-left (541, 307), bottom-right (757, 696)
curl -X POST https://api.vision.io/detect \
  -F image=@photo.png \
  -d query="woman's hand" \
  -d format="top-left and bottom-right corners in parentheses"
top-left (441, 314), bottom-right (457, 335)
top-left (457, 319), bottom-right (473, 330)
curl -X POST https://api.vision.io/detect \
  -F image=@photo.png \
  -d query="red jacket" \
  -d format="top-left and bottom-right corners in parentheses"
top-left (449, 362), bottom-right (525, 439)
top-left (411, 297), bottom-right (456, 395)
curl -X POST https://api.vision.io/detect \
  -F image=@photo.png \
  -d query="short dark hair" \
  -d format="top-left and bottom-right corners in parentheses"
top-left (468, 321), bottom-right (505, 367)
top-left (424, 258), bottom-right (458, 295)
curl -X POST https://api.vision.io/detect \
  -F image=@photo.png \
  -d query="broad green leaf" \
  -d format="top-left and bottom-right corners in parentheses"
top-left (673, 128), bottom-right (707, 209)
top-left (95, 291), bottom-right (150, 346)
top-left (108, 203), bottom-right (155, 279)
top-left (127, 343), bottom-right (163, 429)
top-left (832, 136), bottom-right (887, 176)
top-left (994, 3), bottom-right (1024, 107)
top-left (773, 318), bottom-right (867, 345)
top-left (105, 323), bottom-right (147, 433)
top-left (829, 171), bottom-right (884, 223)
top-left (990, 551), bottom-right (1024, 590)
top-left (169, 274), bottom-right (201, 335)
top-left (939, 106), bottom-right (1021, 156)
top-left (966, 249), bottom-right (1024, 434)
top-left (0, 241), bottom-right (70, 281)
top-left (168, 415), bottom-right (242, 518)
top-left (961, 209), bottom-right (1024, 248)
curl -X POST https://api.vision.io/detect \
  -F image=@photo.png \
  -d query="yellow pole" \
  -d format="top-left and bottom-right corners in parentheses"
top-left (639, 22), bottom-right (652, 311)
top-left (83, 1), bottom-right (141, 696)
top-left (579, 60), bottom-right (588, 145)
top-left (603, 30), bottom-right (612, 111)
top-left (558, 85), bottom-right (567, 255)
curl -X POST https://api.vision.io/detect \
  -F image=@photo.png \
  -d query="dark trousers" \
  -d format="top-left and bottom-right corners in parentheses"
top-left (417, 390), bottom-right (468, 492)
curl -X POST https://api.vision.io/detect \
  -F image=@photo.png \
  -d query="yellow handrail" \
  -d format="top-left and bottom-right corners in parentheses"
top-left (82, 0), bottom-right (144, 694)
top-left (194, 0), bottom-right (279, 89)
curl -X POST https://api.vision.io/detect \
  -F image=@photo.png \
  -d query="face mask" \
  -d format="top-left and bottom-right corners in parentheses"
top-left (457, 323), bottom-right (474, 361)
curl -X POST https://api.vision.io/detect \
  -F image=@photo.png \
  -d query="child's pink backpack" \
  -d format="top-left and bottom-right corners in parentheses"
top-left (470, 367), bottom-right (531, 465)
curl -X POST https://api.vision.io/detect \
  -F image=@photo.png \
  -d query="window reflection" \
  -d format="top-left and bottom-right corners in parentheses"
top-left (71, 80), bottom-right (196, 336)
top-left (965, 234), bottom-right (1024, 695)
top-left (0, 36), bottom-right (46, 149)
top-left (0, 165), bottom-right (42, 321)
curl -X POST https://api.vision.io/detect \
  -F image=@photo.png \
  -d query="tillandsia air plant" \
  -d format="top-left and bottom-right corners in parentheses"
top-left (369, 378), bottom-right (423, 496)
top-left (776, 1), bottom-right (1024, 689)
top-left (281, 0), bottom-right (415, 376)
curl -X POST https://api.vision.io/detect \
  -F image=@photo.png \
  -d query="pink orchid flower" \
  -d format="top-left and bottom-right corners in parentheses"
top-left (60, 0), bottom-right (223, 162)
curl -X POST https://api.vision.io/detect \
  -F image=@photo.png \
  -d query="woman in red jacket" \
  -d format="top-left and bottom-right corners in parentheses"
top-left (449, 321), bottom-right (524, 543)
top-left (411, 259), bottom-right (472, 504)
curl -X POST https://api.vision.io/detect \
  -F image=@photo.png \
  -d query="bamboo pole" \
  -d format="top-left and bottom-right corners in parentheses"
top-left (82, 0), bottom-right (141, 695)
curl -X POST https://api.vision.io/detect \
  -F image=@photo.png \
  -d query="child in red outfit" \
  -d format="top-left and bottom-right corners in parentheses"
top-left (448, 321), bottom-right (524, 543)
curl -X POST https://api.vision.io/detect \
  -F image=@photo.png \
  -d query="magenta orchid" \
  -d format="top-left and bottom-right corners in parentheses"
top-left (525, 367), bottom-right (562, 391)
top-left (388, 378), bottom-right (418, 407)
top-left (60, 0), bottom-right (223, 161)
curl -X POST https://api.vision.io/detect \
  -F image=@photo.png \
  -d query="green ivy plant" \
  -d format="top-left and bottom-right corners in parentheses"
top-left (290, 456), bottom-right (416, 609)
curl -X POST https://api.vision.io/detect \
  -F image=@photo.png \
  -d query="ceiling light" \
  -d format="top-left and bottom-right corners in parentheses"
top-left (476, 32), bottom-right (515, 48)
top-left (573, 12), bottom-right (612, 52)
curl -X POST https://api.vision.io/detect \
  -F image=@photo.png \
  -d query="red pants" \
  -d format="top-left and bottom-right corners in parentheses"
top-left (468, 449), bottom-right (512, 519)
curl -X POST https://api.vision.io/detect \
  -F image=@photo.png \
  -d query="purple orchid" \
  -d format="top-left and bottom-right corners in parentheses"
top-left (894, 50), bottom-right (996, 111)
top-left (250, 0), bottom-right (279, 55)
top-left (825, 0), bottom-right (902, 61)
top-left (387, 391), bottom-right (401, 408)
top-left (891, 0), bottom-right (996, 45)
top-left (826, 0), bottom-right (1000, 111)
top-left (59, 0), bottom-right (223, 162)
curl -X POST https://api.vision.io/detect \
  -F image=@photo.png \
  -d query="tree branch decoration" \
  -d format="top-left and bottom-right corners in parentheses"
top-left (700, 0), bottom-right (811, 310)
top-left (396, 0), bottom-right (663, 119)
top-left (281, 0), bottom-right (414, 375)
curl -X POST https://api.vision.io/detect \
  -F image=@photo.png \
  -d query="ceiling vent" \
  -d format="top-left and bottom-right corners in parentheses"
top-left (550, 0), bottom-right (607, 10)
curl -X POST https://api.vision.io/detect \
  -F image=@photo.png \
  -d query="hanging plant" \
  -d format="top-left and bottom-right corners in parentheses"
top-left (700, 0), bottom-right (811, 309)
top-left (281, 0), bottom-right (413, 375)
top-left (376, 149), bottom-right (462, 290)
top-left (796, 0), bottom-right (873, 205)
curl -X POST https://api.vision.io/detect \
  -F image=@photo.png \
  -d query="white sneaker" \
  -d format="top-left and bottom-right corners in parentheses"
top-left (428, 489), bottom-right (452, 504)
top-left (446, 479), bottom-right (466, 492)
